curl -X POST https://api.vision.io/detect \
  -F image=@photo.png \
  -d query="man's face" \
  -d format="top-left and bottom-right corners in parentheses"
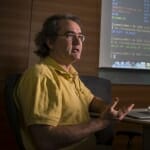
top-left (48, 19), bottom-right (84, 64)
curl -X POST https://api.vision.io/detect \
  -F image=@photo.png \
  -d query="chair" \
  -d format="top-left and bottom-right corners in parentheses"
top-left (80, 75), bottom-right (114, 146)
top-left (4, 73), bottom-right (25, 150)
top-left (80, 75), bottom-right (142, 150)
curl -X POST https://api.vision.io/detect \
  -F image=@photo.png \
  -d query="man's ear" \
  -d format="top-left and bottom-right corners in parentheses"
top-left (46, 39), bottom-right (53, 49)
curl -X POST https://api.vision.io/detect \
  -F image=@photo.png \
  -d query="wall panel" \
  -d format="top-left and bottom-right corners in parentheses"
top-left (0, 0), bottom-right (32, 148)
top-left (112, 84), bottom-right (150, 108)
top-left (0, 0), bottom-right (32, 80)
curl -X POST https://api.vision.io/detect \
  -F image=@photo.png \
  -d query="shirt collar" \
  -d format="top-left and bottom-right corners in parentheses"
top-left (42, 56), bottom-right (78, 79)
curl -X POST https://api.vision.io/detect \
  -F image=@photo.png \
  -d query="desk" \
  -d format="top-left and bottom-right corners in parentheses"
top-left (124, 109), bottom-right (150, 150)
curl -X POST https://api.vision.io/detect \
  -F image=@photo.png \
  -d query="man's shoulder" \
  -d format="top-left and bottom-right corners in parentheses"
top-left (23, 63), bottom-right (54, 79)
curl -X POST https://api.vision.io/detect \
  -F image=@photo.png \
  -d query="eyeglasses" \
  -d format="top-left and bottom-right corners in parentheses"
top-left (57, 32), bottom-right (85, 42)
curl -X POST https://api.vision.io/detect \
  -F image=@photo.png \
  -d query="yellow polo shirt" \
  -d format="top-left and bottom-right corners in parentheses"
top-left (16, 57), bottom-right (95, 150)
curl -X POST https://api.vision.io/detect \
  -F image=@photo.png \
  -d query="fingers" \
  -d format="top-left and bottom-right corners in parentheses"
top-left (111, 97), bottom-right (120, 110)
top-left (115, 97), bottom-right (120, 101)
top-left (104, 96), bottom-right (135, 121)
top-left (117, 104), bottom-right (135, 120)
top-left (127, 104), bottom-right (135, 112)
top-left (122, 104), bottom-right (135, 114)
top-left (111, 97), bottom-right (134, 113)
top-left (110, 97), bottom-right (135, 120)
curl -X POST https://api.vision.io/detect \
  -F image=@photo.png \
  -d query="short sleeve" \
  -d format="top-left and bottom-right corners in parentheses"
top-left (17, 68), bottom-right (62, 127)
top-left (78, 78), bottom-right (94, 105)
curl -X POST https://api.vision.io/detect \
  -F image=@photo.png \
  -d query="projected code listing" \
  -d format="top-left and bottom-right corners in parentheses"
top-left (111, 0), bottom-right (150, 69)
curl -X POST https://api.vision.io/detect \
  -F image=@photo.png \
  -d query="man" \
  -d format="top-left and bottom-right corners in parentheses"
top-left (15, 13), bottom-right (134, 150)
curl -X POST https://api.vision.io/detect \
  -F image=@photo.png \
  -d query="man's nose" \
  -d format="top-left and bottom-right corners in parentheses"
top-left (72, 35), bottom-right (81, 45)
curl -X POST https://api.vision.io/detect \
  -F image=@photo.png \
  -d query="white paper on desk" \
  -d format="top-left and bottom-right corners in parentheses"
top-left (127, 108), bottom-right (150, 119)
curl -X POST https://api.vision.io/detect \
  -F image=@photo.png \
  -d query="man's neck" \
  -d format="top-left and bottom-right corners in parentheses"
top-left (50, 55), bottom-right (72, 72)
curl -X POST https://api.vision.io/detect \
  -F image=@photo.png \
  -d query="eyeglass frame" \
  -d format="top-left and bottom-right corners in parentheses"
top-left (56, 31), bottom-right (85, 42)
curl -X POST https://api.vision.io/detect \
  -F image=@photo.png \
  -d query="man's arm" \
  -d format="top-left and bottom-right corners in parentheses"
top-left (29, 118), bottom-right (110, 150)
top-left (89, 96), bottom-right (107, 114)
top-left (29, 97), bottom-right (134, 150)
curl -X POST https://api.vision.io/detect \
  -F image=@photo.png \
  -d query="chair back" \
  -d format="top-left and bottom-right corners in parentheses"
top-left (4, 74), bottom-right (25, 150)
top-left (80, 75), bottom-right (112, 104)
top-left (80, 75), bottom-right (114, 145)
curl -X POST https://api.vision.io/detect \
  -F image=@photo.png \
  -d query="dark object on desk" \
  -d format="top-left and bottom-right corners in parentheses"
top-left (80, 75), bottom-right (114, 146)
top-left (4, 73), bottom-right (25, 150)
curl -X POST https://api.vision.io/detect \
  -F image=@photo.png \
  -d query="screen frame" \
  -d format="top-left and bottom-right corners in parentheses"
top-left (99, 0), bottom-right (150, 85)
